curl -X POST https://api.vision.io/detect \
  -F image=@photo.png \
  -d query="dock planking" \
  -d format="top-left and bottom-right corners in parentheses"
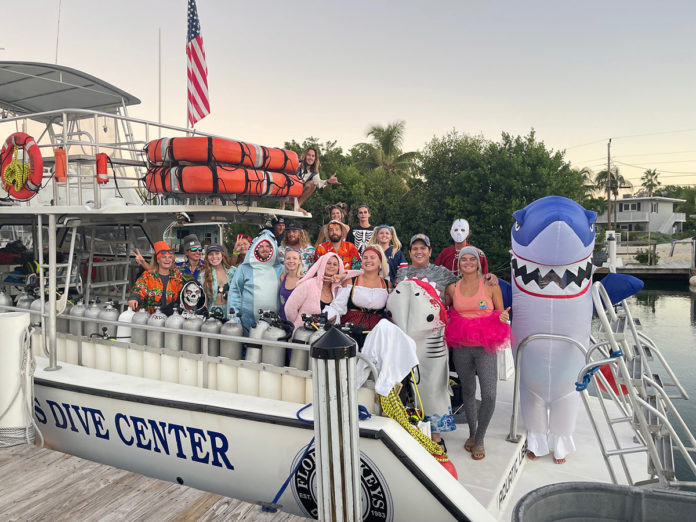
top-left (0, 444), bottom-right (309, 521)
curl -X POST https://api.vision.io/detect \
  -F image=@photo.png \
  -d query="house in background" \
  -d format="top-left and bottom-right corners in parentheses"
top-left (596, 194), bottom-right (686, 235)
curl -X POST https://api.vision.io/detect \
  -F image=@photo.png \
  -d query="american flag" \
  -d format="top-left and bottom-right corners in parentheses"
top-left (186, 0), bottom-right (210, 126)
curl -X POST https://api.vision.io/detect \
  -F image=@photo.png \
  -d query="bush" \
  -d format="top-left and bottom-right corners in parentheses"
top-left (635, 248), bottom-right (659, 265)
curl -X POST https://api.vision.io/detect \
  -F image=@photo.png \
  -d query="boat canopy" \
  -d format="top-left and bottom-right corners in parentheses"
top-left (0, 61), bottom-right (140, 118)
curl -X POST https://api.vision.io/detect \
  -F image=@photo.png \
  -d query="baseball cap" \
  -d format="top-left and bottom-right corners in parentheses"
top-left (154, 241), bottom-right (173, 257)
top-left (271, 217), bottom-right (286, 226)
top-left (409, 233), bottom-right (431, 248)
top-left (206, 243), bottom-right (224, 254)
top-left (286, 221), bottom-right (304, 230)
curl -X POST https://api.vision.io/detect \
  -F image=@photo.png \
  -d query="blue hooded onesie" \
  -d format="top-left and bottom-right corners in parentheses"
top-left (228, 230), bottom-right (283, 335)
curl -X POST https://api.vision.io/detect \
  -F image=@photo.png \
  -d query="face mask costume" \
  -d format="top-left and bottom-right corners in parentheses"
top-left (450, 219), bottom-right (470, 244)
top-left (510, 196), bottom-right (596, 461)
top-left (178, 279), bottom-right (207, 315)
top-left (227, 230), bottom-right (283, 335)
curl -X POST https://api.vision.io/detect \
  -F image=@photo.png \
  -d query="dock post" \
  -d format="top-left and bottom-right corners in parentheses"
top-left (310, 326), bottom-right (361, 521)
top-left (607, 233), bottom-right (617, 269)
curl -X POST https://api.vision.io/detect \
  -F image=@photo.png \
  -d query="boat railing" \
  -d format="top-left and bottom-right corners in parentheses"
top-left (583, 280), bottom-right (696, 489)
top-left (506, 333), bottom-right (588, 443)
top-left (1, 108), bottom-right (302, 211)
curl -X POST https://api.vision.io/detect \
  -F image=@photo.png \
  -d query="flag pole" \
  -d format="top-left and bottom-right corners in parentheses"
top-left (158, 27), bottom-right (162, 137)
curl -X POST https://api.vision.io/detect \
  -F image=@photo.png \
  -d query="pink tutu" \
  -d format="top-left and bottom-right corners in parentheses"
top-left (445, 309), bottom-right (513, 353)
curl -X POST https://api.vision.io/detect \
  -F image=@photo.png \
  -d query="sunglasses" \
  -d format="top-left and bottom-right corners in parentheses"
top-left (157, 250), bottom-right (174, 257)
top-left (188, 247), bottom-right (203, 252)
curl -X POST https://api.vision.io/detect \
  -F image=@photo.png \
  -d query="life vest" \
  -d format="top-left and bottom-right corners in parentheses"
top-left (1, 132), bottom-right (44, 200)
top-left (144, 165), bottom-right (304, 197)
top-left (145, 137), bottom-right (299, 174)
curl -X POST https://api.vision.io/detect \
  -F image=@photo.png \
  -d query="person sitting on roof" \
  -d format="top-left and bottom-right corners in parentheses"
top-left (128, 241), bottom-right (184, 314)
top-left (294, 147), bottom-right (341, 214)
top-left (177, 234), bottom-right (205, 280)
top-left (227, 230), bottom-right (283, 335)
top-left (315, 220), bottom-right (361, 270)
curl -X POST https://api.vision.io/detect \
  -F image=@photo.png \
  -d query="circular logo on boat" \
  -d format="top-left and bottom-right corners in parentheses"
top-left (290, 446), bottom-right (393, 521)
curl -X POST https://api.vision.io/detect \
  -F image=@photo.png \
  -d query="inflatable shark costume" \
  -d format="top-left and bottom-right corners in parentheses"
top-left (510, 196), bottom-right (596, 460)
top-left (228, 230), bottom-right (283, 334)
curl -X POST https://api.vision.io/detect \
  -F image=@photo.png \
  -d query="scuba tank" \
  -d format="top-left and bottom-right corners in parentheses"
top-left (182, 314), bottom-right (204, 354)
top-left (116, 307), bottom-right (135, 343)
top-left (289, 313), bottom-right (330, 370)
top-left (201, 316), bottom-right (222, 357)
top-left (146, 307), bottom-right (167, 348)
top-left (0, 290), bottom-right (14, 311)
top-left (245, 310), bottom-right (273, 363)
top-left (98, 301), bottom-right (120, 339)
top-left (130, 309), bottom-right (150, 345)
top-left (15, 290), bottom-right (34, 310)
top-left (29, 296), bottom-right (43, 324)
top-left (261, 315), bottom-right (293, 366)
top-left (57, 300), bottom-right (73, 333)
top-left (69, 300), bottom-right (87, 336)
top-left (83, 299), bottom-right (102, 338)
top-left (164, 308), bottom-right (185, 351)
top-left (220, 315), bottom-right (243, 359)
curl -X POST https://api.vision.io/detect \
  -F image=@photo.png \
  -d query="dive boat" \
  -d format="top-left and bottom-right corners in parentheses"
top-left (1, 62), bottom-right (695, 521)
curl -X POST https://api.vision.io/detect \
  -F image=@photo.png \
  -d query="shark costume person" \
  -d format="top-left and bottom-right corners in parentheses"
top-left (228, 230), bottom-right (283, 335)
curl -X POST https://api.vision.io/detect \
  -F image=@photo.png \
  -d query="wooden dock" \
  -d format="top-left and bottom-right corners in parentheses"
top-left (0, 444), bottom-right (309, 521)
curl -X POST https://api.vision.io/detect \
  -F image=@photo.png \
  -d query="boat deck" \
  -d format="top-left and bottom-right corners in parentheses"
top-left (0, 444), bottom-right (309, 521)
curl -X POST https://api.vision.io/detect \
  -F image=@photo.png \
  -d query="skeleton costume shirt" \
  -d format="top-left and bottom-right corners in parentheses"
top-left (346, 226), bottom-right (374, 255)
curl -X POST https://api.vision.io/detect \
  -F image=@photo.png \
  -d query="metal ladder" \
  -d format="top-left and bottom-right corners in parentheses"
top-left (578, 281), bottom-right (696, 489)
top-left (83, 224), bottom-right (135, 304)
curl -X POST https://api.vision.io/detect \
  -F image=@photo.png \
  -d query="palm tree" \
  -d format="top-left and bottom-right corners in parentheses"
top-left (641, 168), bottom-right (661, 196)
top-left (594, 167), bottom-right (630, 197)
top-left (354, 121), bottom-right (419, 177)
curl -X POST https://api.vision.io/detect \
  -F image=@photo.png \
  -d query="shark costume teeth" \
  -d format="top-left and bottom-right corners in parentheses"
top-left (510, 251), bottom-right (593, 298)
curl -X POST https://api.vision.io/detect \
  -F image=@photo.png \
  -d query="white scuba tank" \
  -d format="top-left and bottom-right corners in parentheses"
top-left (98, 301), bottom-right (120, 339)
top-left (201, 317), bottom-right (222, 357)
top-left (116, 307), bottom-right (135, 343)
top-left (146, 307), bottom-right (167, 348)
top-left (69, 300), bottom-right (87, 336)
top-left (220, 318), bottom-right (244, 359)
top-left (130, 309), bottom-right (150, 345)
top-left (164, 308), bottom-right (185, 351)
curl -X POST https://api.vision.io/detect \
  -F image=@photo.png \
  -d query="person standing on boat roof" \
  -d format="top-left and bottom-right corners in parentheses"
top-left (128, 241), bottom-right (184, 314)
top-left (177, 234), bottom-right (205, 280)
top-left (227, 230), bottom-right (283, 335)
top-left (280, 221), bottom-right (315, 272)
top-left (294, 147), bottom-right (341, 214)
top-left (346, 204), bottom-right (374, 254)
top-left (315, 220), bottom-right (361, 270)
top-left (367, 224), bottom-right (407, 285)
top-left (198, 244), bottom-right (236, 319)
top-left (435, 218), bottom-right (489, 276)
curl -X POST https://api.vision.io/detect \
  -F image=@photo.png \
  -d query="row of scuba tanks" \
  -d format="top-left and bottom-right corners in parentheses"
top-left (4, 289), bottom-right (329, 372)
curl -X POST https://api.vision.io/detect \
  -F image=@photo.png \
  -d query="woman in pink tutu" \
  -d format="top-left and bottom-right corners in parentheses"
top-left (444, 246), bottom-right (511, 460)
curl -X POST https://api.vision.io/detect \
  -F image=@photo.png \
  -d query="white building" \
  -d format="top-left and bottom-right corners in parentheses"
top-left (596, 195), bottom-right (686, 234)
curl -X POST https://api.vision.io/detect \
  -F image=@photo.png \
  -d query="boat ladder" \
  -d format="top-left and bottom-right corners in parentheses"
top-left (83, 224), bottom-right (136, 304)
top-left (578, 281), bottom-right (696, 489)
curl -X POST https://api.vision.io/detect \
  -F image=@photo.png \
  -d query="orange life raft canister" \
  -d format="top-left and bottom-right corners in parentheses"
top-left (146, 137), bottom-right (299, 174)
top-left (1, 132), bottom-right (44, 200)
top-left (145, 165), bottom-right (304, 197)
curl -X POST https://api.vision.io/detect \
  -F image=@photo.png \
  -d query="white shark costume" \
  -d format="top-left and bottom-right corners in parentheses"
top-left (510, 196), bottom-right (596, 460)
top-left (387, 279), bottom-right (454, 433)
top-left (228, 230), bottom-right (283, 335)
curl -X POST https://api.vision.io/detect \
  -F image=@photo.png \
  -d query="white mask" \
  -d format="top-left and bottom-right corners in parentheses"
top-left (450, 219), bottom-right (470, 243)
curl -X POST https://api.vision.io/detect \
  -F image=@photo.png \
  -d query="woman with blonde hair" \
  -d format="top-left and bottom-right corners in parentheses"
top-left (368, 224), bottom-right (407, 284)
top-left (198, 244), bottom-right (237, 319)
top-left (278, 248), bottom-right (304, 321)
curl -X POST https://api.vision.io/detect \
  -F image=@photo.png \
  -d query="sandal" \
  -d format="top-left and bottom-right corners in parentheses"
top-left (464, 438), bottom-right (475, 453)
top-left (437, 438), bottom-right (448, 453)
top-left (471, 444), bottom-right (485, 460)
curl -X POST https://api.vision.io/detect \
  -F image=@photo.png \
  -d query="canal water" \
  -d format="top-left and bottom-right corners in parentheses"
top-left (622, 281), bottom-right (696, 485)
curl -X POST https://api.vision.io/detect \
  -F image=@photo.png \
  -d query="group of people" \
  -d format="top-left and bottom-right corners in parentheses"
top-left (127, 209), bottom-right (512, 462)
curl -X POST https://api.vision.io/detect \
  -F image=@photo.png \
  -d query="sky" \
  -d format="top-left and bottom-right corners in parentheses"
top-left (3, 0), bottom-right (696, 190)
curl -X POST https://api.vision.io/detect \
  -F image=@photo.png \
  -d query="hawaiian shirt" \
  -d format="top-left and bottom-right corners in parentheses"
top-left (176, 260), bottom-right (204, 281)
top-left (128, 268), bottom-right (184, 314)
top-left (315, 241), bottom-right (361, 270)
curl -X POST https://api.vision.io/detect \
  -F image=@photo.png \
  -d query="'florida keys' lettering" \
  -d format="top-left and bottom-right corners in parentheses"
top-left (34, 398), bottom-right (233, 470)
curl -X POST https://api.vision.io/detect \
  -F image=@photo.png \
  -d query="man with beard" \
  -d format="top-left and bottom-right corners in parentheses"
top-left (280, 221), bottom-right (315, 272)
top-left (315, 220), bottom-right (361, 270)
top-left (346, 204), bottom-right (373, 254)
top-left (228, 231), bottom-right (283, 335)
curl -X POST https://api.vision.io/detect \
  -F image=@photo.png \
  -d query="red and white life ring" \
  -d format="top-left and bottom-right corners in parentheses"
top-left (1, 132), bottom-right (44, 200)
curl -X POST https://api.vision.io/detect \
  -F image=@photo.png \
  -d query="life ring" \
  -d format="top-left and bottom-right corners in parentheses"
top-left (144, 165), bottom-right (304, 197)
top-left (145, 137), bottom-right (299, 174)
top-left (1, 132), bottom-right (44, 200)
